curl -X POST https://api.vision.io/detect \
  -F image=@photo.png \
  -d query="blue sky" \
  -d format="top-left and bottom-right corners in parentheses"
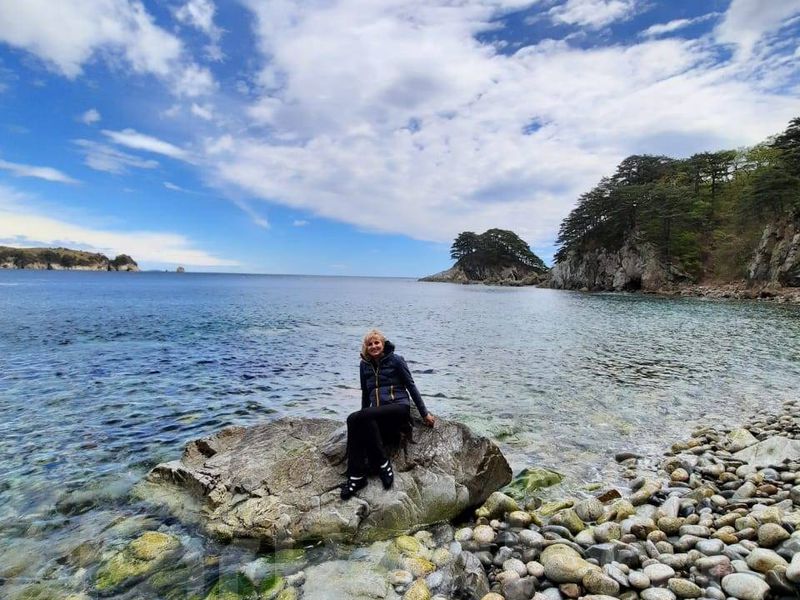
top-left (0, 0), bottom-right (798, 275)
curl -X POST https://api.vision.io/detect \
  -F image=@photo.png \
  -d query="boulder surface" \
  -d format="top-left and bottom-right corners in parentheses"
top-left (139, 417), bottom-right (511, 546)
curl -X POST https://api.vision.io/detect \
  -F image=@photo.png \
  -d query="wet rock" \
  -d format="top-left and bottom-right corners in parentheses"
top-left (473, 525), bottom-right (496, 546)
top-left (141, 417), bottom-right (511, 545)
top-left (582, 569), bottom-right (620, 595)
top-left (94, 531), bottom-right (181, 594)
top-left (549, 509), bottom-right (585, 535)
top-left (733, 437), bottom-right (800, 468)
top-left (642, 563), bottom-right (674, 585)
top-left (507, 511), bottom-right (532, 528)
top-left (476, 492), bottom-right (520, 520)
top-left (594, 522), bottom-right (622, 543)
top-left (452, 552), bottom-right (490, 600)
top-left (745, 548), bottom-right (788, 573)
top-left (667, 578), bottom-right (702, 598)
top-left (724, 429), bottom-right (759, 452)
top-left (575, 498), bottom-right (605, 523)
top-left (502, 576), bottom-right (537, 600)
top-left (303, 557), bottom-right (396, 600)
top-left (721, 573), bottom-right (771, 600)
top-left (506, 468), bottom-right (564, 497)
top-left (786, 552), bottom-right (800, 582)
top-left (756, 523), bottom-right (789, 548)
top-left (204, 574), bottom-right (256, 600)
top-left (694, 539), bottom-right (723, 555)
top-left (640, 588), bottom-right (677, 600)
top-left (540, 544), bottom-right (598, 583)
top-left (404, 579), bottom-right (431, 600)
top-left (628, 570), bottom-right (650, 589)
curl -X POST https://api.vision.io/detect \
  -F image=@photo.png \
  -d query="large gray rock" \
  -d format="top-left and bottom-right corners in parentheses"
top-left (549, 239), bottom-right (690, 292)
top-left (138, 417), bottom-right (511, 546)
top-left (733, 436), bottom-right (800, 468)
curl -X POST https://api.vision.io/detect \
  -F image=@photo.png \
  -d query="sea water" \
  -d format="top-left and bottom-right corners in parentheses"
top-left (1, 270), bottom-right (799, 596)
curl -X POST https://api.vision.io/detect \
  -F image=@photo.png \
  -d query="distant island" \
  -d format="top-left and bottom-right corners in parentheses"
top-left (0, 246), bottom-right (139, 271)
top-left (421, 228), bottom-right (548, 285)
top-left (549, 116), bottom-right (800, 297)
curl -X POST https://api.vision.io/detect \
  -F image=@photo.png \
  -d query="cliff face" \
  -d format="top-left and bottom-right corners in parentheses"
top-left (548, 239), bottom-right (691, 291)
top-left (0, 247), bottom-right (140, 272)
top-left (550, 215), bottom-right (800, 292)
top-left (748, 215), bottom-right (800, 287)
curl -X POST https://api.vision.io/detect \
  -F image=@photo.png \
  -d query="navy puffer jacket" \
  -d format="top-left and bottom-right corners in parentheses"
top-left (360, 340), bottom-right (429, 417)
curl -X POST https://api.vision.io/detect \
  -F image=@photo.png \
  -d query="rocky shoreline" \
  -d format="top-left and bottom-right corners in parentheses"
top-left (646, 283), bottom-right (800, 304)
top-left (5, 403), bottom-right (798, 600)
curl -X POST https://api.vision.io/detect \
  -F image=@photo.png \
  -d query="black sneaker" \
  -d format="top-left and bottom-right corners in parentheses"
top-left (379, 462), bottom-right (394, 489)
top-left (340, 477), bottom-right (367, 500)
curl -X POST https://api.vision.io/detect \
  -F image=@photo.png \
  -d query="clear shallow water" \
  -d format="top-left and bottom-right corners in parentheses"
top-left (1, 271), bottom-right (800, 596)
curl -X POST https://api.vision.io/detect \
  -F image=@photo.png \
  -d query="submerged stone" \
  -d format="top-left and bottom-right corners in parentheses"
top-left (94, 531), bottom-right (181, 594)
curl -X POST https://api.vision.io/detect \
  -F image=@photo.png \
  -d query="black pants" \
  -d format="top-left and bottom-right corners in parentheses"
top-left (346, 403), bottom-right (410, 477)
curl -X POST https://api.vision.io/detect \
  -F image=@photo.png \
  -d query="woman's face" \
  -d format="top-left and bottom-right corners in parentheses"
top-left (366, 336), bottom-right (384, 359)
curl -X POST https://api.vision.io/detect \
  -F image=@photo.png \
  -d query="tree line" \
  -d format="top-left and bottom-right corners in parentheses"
top-left (554, 117), bottom-right (800, 279)
top-left (450, 228), bottom-right (547, 271)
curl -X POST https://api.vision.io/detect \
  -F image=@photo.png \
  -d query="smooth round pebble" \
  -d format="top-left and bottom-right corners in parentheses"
top-left (640, 587), bottom-right (677, 600)
top-left (722, 573), bottom-right (771, 600)
top-left (667, 578), bottom-right (702, 598)
top-left (527, 561), bottom-right (545, 577)
top-left (628, 571), bottom-right (650, 590)
top-left (473, 525), bottom-right (496, 545)
top-left (643, 563), bottom-right (675, 584)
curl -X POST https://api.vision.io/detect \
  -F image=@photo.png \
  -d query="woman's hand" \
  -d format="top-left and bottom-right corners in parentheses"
top-left (423, 414), bottom-right (436, 427)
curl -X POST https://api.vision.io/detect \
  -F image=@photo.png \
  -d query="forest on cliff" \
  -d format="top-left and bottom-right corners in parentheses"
top-left (554, 117), bottom-right (800, 280)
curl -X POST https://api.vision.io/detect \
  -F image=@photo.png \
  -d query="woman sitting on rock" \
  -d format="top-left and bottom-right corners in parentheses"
top-left (341, 329), bottom-right (436, 500)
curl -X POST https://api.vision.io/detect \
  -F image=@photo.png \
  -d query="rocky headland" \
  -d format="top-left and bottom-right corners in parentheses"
top-left (421, 229), bottom-right (549, 286)
top-left (0, 246), bottom-right (139, 271)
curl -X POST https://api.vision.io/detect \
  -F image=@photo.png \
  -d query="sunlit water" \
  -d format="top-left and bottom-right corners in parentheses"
top-left (1, 271), bottom-right (799, 597)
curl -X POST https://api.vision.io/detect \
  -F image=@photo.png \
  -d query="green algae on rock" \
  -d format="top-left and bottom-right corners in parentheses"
top-left (205, 573), bottom-right (256, 600)
top-left (94, 531), bottom-right (181, 594)
top-left (504, 467), bottom-right (563, 499)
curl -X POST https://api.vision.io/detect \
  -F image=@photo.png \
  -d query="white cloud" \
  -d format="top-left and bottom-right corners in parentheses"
top-left (292, 219), bottom-right (308, 226)
top-left (715, 0), bottom-right (800, 58)
top-left (175, 63), bottom-right (216, 97)
top-left (164, 181), bottom-right (192, 193)
top-left (0, 0), bottom-right (182, 78)
top-left (194, 0), bottom-right (798, 250)
top-left (190, 102), bottom-right (214, 120)
top-left (549, 0), bottom-right (637, 29)
top-left (175, 0), bottom-right (221, 41)
top-left (80, 108), bottom-right (101, 125)
top-left (102, 128), bottom-right (190, 160)
top-left (0, 185), bottom-right (236, 267)
top-left (640, 14), bottom-right (719, 38)
top-left (0, 158), bottom-right (78, 184)
top-left (75, 139), bottom-right (158, 174)
top-left (0, 0), bottom-right (216, 97)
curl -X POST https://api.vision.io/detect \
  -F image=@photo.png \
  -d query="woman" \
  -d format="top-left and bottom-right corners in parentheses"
top-left (340, 329), bottom-right (435, 500)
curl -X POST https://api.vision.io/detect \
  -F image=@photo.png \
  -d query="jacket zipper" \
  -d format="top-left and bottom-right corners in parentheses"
top-left (373, 364), bottom-right (380, 406)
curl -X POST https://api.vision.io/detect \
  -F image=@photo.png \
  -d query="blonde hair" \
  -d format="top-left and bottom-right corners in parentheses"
top-left (361, 328), bottom-right (386, 358)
